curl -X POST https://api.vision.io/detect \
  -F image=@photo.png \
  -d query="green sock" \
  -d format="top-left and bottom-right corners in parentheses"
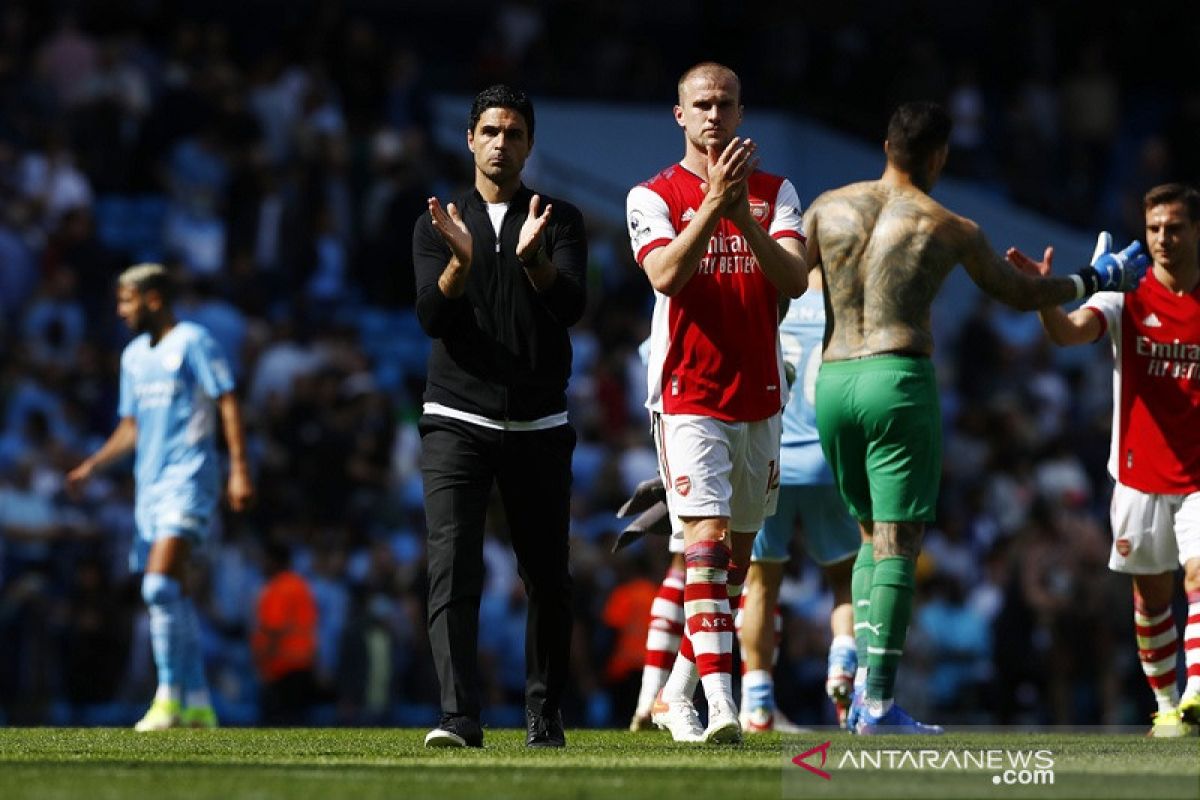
top-left (851, 542), bottom-right (875, 673)
top-left (865, 556), bottom-right (915, 703)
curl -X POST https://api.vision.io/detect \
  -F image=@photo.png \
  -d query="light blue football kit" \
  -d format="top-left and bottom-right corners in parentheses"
top-left (753, 290), bottom-right (858, 565)
top-left (120, 320), bottom-right (234, 713)
top-left (119, 321), bottom-right (234, 570)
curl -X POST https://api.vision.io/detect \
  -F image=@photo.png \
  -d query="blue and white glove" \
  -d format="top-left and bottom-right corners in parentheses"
top-left (1073, 232), bottom-right (1149, 297)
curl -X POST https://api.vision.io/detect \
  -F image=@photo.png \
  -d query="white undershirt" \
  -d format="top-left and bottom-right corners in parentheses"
top-left (486, 202), bottom-right (508, 237)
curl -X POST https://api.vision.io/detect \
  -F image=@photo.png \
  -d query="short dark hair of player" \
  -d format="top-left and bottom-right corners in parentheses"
top-left (118, 263), bottom-right (175, 304)
top-left (886, 101), bottom-right (953, 174)
top-left (468, 84), bottom-right (535, 140)
top-left (1144, 183), bottom-right (1200, 221)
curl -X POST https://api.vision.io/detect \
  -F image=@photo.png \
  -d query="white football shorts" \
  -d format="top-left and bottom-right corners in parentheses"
top-left (1108, 481), bottom-right (1200, 574)
top-left (653, 411), bottom-right (782, 543)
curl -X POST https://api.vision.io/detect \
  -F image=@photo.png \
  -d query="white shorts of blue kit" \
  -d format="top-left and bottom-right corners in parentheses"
top-left (130, 484), bottom-right (216, 572)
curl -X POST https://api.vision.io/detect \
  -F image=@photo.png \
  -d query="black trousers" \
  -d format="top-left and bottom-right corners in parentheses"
top-left (419, 414), bottom-right (575, 719)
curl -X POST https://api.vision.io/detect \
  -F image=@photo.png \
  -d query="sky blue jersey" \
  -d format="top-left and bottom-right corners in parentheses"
top-left (778, 290), bottom-right (832, 485)
top-left (118, 321), bottom-right (235, 498)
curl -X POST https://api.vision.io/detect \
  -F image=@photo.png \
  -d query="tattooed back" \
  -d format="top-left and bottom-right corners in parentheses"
top-left (806, 180), bottom-right (969, 361)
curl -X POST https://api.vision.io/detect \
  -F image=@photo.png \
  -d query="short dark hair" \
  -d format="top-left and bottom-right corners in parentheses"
top-left (1144, 183), bottom-right (1200, 221)
top-left (886, 102), bottom-right (952, 173)
top-left (468, 84), bottom-right (535, 140)
top-left (118, 263), bottom-right (174, 303)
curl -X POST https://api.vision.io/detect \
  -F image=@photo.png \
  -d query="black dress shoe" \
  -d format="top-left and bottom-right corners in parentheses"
top-left (425, 714), bottom-right (484, 748)
top-left (525, 707), bottom-right (566, 748)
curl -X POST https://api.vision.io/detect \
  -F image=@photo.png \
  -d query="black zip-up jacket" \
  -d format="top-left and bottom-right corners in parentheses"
top-left (412, 185), bottom-right (588, 421)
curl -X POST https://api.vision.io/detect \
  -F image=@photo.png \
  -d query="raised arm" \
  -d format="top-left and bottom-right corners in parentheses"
top-left (520, 198), bottom-right (588, 326)
top-left (413, 199), bottom-right (473, 338)
top-left (636, 138), bottom-right (754, 296)
top-left (728, 176), bottom-right (807, 298)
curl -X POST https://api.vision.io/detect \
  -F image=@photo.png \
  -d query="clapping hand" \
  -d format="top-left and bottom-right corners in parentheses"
top-left (703, 137), bottom-right (757, 210)
top-left (517, 194), bottom-right (553, 264)
top-left (428, 197), bottom-right (472, 265)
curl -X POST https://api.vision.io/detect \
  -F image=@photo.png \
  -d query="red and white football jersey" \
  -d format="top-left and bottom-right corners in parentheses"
top-left (626, 164), bottom-right (805, 422)
top-left (1085, 269), bottom-right (1200, 494)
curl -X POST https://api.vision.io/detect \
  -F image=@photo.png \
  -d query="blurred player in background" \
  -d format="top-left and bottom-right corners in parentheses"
top-left (626, 525), bottom-right (688, 730)
top-left (67, 263), bottom-right (253, 730)
top-left (738, 265), bottom-right (859, 733)
top-left (626, 62), bottom-right (807, 743)
top-left (1009, 183), bottom-right (1200, 737)
top-left (804, 101), bottom-right (1148, 734)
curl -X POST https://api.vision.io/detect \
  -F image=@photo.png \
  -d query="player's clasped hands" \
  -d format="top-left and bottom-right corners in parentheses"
top-left (704, 137), bottom-right (757, 206)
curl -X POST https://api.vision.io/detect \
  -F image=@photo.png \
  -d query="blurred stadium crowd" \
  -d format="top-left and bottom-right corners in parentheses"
top-left (0, 1), bottom-right (1194, 727)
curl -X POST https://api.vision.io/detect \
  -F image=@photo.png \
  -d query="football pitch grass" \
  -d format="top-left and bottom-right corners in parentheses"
top-left (0, 728), bottom-right (1195, 800)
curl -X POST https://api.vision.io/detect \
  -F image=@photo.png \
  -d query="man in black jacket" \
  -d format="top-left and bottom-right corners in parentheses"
top-left (412, 85), bottom-right (587, 748)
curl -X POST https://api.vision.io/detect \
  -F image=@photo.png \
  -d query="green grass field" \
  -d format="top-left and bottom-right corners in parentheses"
top-left (0, 728), bottom-right (1195, 800)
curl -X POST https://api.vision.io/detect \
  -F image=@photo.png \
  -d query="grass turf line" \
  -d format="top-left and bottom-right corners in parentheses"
top-left (0, 729), bottom-right (1195, 800)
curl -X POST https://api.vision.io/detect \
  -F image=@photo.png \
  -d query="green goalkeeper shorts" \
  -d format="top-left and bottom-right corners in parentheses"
top-left (815, 354), bottom-right (941, 523)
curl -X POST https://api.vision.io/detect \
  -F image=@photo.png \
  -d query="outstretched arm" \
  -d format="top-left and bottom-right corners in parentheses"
top-left (959, 222), bottom-right (1081, 310)
top-left (1006, 245), bottom-right (1104, 346)
top-left (963, 220), bottom-right (1148, 311)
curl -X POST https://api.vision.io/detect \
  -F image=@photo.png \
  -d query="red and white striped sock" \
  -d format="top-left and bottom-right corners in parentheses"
top-left (661, 621), bottom-right (698, 702)
top-left (635, 568), bottom-right (686, 715)
top-left (1135, 593), bottom-right (1179, 712)
top-left (684, 541), bottom-right (734, 705)
top-left (1185, 590), bottom-right (1200, 698)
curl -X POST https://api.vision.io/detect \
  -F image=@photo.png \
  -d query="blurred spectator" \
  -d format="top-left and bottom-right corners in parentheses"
top-left (252, 540), bottom-right (319, 725)
top-left (18, 128), bottom-right (92, 228)
top-left (34, 13), bottom-right (98, 108)
top-left (0, 200), bottom-right (38, 325)
top-left (600, 561), bottom-right (655, 720)
top-left (20, 268), bottom-right (85, 372)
